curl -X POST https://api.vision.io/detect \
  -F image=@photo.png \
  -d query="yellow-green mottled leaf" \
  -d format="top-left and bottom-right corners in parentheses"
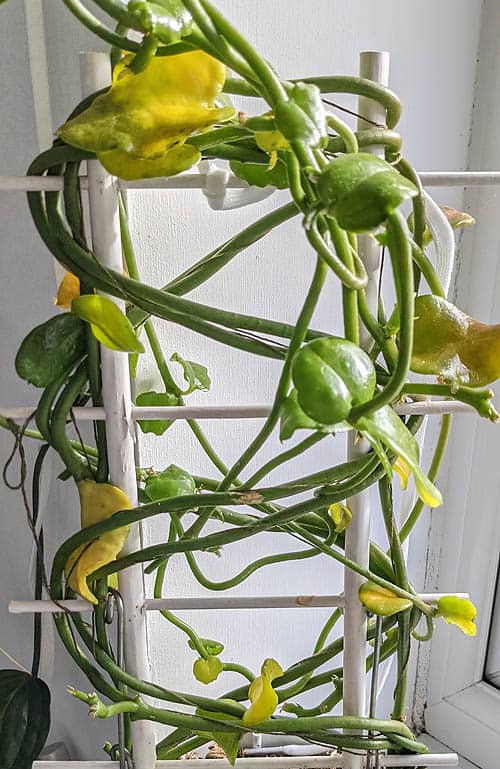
top-left (71, 295), bottom-right (144, 353)
top-left (328, 502), bottom-right (352, 533)
top-left (359, 581), bottom-right (413, 617)
top-left (437, 596), bottom-right (477, 637)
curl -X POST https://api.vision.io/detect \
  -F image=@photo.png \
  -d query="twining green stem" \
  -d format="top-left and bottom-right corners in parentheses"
top-left (211, 257), bottom-right (328, 498)
top-left (49, 362), bottom-right (92, 481)
top-left (70, 686), bottom-right (418, 743)
top-left (379, 478), bottom-right (410, 721)
top-left (411, 241), bottom-right (445, 297)
top-left (154, 556), bottom-right (210, 659)
top-left (244, 433), bottom-right (325, 487)
top-left (171, 515), bottom-right (323, 592)
top-left (119, 194), bottom-right (231, 476)
top-left (306, 218), bottom-right (368, 290)
top-left (200, 0), bottom-right (287, 105)
top-left (281, 608), bottom-right (343, 700)
top-left (328, 219), bottom-right (360, 343)
top-left (326, 114), bottom-right (358, 154)
top-left (224, 75), bottom-right (401, 130)
top-left (350, 209), bottom-right (414, 419)
top-left (221, 663), bottom-right (255, 683)
top-left (399, 414), bottom-right (452, 542)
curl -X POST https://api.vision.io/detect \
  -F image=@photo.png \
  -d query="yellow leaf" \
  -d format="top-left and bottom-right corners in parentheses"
top-left (393, 456), bottom-right (411, 491)
top-left (242, 658), bottom-right (282, 726)
top-left (57, 50), bottom-right (236, 180)
top-left (328, 502), bottom-right (352, 533)
top-left (359, 581), bottom-right (413, 617)
top-left (193, 656), bottom-right (223, 684)
top-left (71, 295), bottom-right (144, 353)
top-left (99, 144), bottom-right (201, 181)
top-left (437, 596), bottom-right (477, 637)
top-left (65, 480), bottom-right (132, 604)
top-left (54, 272), bottom-right (80, 309)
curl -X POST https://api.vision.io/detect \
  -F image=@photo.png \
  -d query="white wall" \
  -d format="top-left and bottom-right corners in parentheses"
top-left (0, 0), bottom-right (483, 759)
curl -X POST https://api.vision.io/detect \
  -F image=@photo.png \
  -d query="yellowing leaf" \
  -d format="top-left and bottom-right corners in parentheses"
top-left (393, 456), bottom-right (411, 491)
top-left (57, 50), bottom-right (236, 180)
top-left (193, 656), bottom-right (223, 684)
top-left (71, 295), bottom-right (144, 353)
top-left (328, 502), bottom-right (352, 533)
top-left (99, 144), bottom-right (201, 180)
top-left (354, 405), bottom-right (443, 508)
top-left (359, 581), bottom-right (413, 617)
top-left (54, 272), bottom-right (80, 308)
top-left (65, 480), bottom-right (132, 604)
top-left (437, 596), bottom-right (477, 637)
top-left (242, 658), bottom-right (282, 726)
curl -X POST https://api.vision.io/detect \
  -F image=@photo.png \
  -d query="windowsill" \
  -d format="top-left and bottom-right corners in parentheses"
top-left (421, 734), bottom-right (481, 769)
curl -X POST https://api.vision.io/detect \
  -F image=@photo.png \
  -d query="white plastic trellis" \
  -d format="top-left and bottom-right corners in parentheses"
top-left (2, 47), bottom-right (497, 769)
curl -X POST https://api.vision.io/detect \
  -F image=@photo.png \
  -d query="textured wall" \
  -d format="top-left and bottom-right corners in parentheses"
top-left (0, 0), bottom-right (483, 759)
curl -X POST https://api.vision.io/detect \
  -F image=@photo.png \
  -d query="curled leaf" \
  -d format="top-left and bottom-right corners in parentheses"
top-left (354, 404), bottom-right (442, 507)
top-left (437, 596), bottom-right (477, 637)
top-left (65, 480), bottom-right (131, 604)
top-left (54, 272), bottom-right (80, 308)
top-left (71, 295), bottom-right (144, 353)
top-left (328, 502), bottom-right (352, 533)
top-left (242, 658), bottom-right (283, 726)
top-left (359, 581), bottom-right (413, 616)
top-left (188, 638), bottom-right (224, 656)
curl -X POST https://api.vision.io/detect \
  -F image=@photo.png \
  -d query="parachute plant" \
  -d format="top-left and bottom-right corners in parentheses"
top-left (0, 0), bottom-right (491, 764)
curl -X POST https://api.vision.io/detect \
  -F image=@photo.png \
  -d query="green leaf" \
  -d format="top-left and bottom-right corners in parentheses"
top-left (437, 596), bottom-right (477, 636)
top-left (359, 581), bottom-right (413, 616)
top-left (279, 390), bottom-right (321, 440)
top-left (71, 295), bottom-right (144, 353)
top-left (193, 656), bottom-right (223, 684)
top-left (144, 464), bottom-right (196, 501)
top-left (188, 638), bottom-right (224, 656)
top-left (230, 159), bottom-right (288, 189)
top-left (127, 0), bottom-right (193, 44)
top-left (196, 701), bottom-right (242, 766)
top-left (136, 390), bottom-right (180, 435)
top-left (171, 352), bottom-right (210, 395)
top-left (354, 405), bottom-right (443, 508)
top-left (318, 153), bottom-right (417, 232)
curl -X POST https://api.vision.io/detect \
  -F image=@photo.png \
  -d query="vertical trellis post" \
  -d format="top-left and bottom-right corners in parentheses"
top-left (343, 51), bottom-right (390, 769)
top-left (80, 52), bottom-right (157, 769)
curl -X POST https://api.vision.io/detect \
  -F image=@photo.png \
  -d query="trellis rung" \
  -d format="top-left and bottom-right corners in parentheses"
top-left (9, 592), bottom-right (469, 614)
